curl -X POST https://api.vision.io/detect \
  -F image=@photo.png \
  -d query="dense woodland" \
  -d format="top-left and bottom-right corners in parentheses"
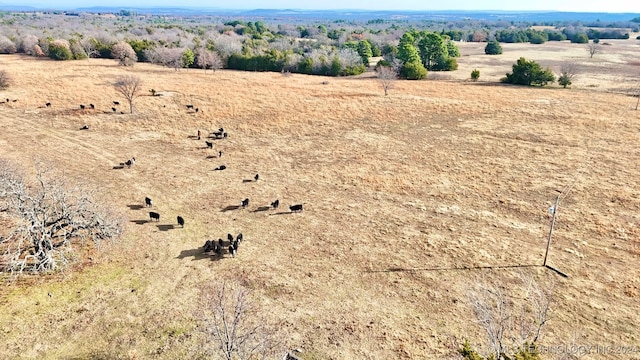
top-left (0, 10), bottom-right (637, 79)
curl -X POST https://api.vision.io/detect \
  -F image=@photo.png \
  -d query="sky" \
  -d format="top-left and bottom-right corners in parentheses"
top-left (16, 0), bottom-right (640, 13)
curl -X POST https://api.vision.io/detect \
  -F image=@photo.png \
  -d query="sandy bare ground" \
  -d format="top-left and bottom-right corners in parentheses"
top-left (0, 39), bottom-right (639, 359)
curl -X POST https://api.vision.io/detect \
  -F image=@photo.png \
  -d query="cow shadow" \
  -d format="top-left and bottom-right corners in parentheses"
top-left (127, 204), bottom-right (144, 210)
top-left (130, 219), bottom-right (149, 225)
top-left (205, 155), bottom-right (218, 159)
top-left (221, 205), bottom-right (240, 212)
top-left (242, 179), bottom-right (255, 183)
top-left (112, 165), bottom-right (125, 170)
top-left (187, 135), bottom-right (199, 140)
top-left (177, 248), bottom-right (212, 261)
top-left (269, 211), bottom-right (294, 216)
top-left (252, 206), bottom-right (271, 213)
top-left (157, 224), bottom-right (175, 231)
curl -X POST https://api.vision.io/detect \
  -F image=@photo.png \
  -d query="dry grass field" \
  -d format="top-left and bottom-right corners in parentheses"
top-left (1, 38), bottom-right (639, 359)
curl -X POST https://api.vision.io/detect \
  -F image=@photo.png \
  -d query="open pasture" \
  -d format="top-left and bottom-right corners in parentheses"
top-left (0, 38), bottom-right (639, 359)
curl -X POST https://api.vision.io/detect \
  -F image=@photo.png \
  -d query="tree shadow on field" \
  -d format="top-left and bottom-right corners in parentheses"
top-left (177, 248), bottom-right (213, 261)
top-left (221, 205), bottom-right (240, 212)
top-left (157, 224), bottom-right (175, 231)
top-left (127, 204), bottom-right (144, 210)
top-left (130, 219), bottom-right (149, 225)
top-left (252, 206), bottom-right (271, 213)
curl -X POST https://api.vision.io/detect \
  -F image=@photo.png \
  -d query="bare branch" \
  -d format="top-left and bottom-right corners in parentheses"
top-left (376, 66), bottom-right (397, 96)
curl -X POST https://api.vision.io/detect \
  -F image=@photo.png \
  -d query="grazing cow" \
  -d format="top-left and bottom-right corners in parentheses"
top-left (218, 238), bottom-right (223, 247)
top-left (177, 216), bottom-right (184, 228)
top-left (145, 197), bottom-right (152, 207)
top-left (112, 107), bottom-right (117, 112)
top-left (289, 204), bottom-right (303, 212)
top-left (227, 233), bottom-right (233, 242)
top-left (218, 151), bottom-right (222, 157)
top-left (241, 198), bottom-right (249, 208)
top-left (228, 245), bottom-right (236, 257)
top-left (45, 102), bottom-right (51, 107)
top-left (212, 131), bottom-right (224, 138)
top-left (80, 125), bottom-right (89, 130)
top-left (271, 199), bottom-right (280, 209)
top-left (215, 165), bottom-right (226, 171)
top-left (149, 211), bottom-right (160, 222)
top-left (113, 101), bottom-right (120, 105)
top-left (223, 132), bottom-right (228, 138)
top-left (90, 104), bottom-right (95, 109)
top-left (236, 233), bottom-right (243, 243)
top-left (186, 104), bottom-right (194, 109)
top-left (214, 243), bottom-right (222, 255)
top-left (80, 104), bottom-right (85, 109)
top-left (218, 127), bottom-right (224, 132)
top-left (232, 240), bottom-right (239, 250)
top-left (254, 174), bottom-right (259, 181)
top-left (205, 141), bottom-right (213, 149)
top-left (204, 239), bottom-right (214, 252)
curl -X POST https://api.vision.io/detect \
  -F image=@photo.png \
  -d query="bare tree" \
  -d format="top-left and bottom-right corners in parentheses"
top-left (111, 41), bottom-right (138, 66)
top-left (376, 66), bottom-right (397, 95)
top-left (196, 47), bottom-right (223, 73)
top-left (198, 281), bottom-right (283, 360)
top-left (558, 61), bottom-right (579, 88)
top-left (114, 75), bottom-right (142, 114)
top-left (0, 35), bottom-right (17, 54)
top-left (466, 275), bottom-right (554, 359)
top-left (145, 47), bottom-right (184, 71)
top-left (0, 70), bottom-right (10, 89)
top-left (587, 40), bottom-right (600, 58)
top-left (0, 160), bottom-right (121, 276)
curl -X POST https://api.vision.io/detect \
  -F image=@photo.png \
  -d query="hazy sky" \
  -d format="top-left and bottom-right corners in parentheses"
top-left (20, 1), bottom-right (640, 13)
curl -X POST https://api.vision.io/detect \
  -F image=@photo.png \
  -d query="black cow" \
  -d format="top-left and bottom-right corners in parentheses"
top-left (232, 240), bottom-right (239, 250)
top-left (236, 233), bottom-right (243, 242)
top-left (149, 211), bottom-right (160, 222)
top-left (204, 239), bottom-right (214, 252)
top-left (218, 238), bottom-right (224, 247)
top-left (186, 104), bottom-right (194, 109)
top-left (112, 107), bottom-right (117, 112)
top-left (113, 101), bottom-right (120, 105)
top-left (241, 198), bottom-right (249, 208)
top-left (214, 243), bottom-right (222, 255)
top-left (289, 204), bottom-right (303, 212)
top-left (212, 131), bottom-right (224, 138)
top-left (254, 174), bottom-right (259, 181)
top-left (195, 108), bottom-right (199, 113)
top-left (177, 216), bottom-right (184, 228)
top-left (223, 132), bottom-right (228, 138)
top-left (90, 104), bottom-right (95, 109)
top-left (145, 197), bottom-right (153, 207)
top-left (215, 165), bottom-right (226, 171)
top-left (80, 125), bottom-right (89, 130)
top-left (80, 104), bottom-right (85, 109)
top-left (227, 233), bottom-right (234, 242)
top-left (271, 199), bottom-right (280, 209)
top-left (218, 151), bottom-right (222, 157)
top-left (228, 245), bottom-right (236, 257)
top-left (45, 102), bottom-right (51, 107)
top-left (205, 141), bottom-right (213, 149)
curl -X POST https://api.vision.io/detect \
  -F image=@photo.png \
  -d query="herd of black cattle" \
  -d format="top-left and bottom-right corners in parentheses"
top-left (114, 103), bottom-right (304, 260)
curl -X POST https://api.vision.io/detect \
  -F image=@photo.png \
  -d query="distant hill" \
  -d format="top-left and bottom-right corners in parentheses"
top-left (0, 5), bottom-right (638, 23)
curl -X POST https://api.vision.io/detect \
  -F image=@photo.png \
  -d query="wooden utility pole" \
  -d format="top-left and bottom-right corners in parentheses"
top-left (543, 196), bottom-right (560, 266)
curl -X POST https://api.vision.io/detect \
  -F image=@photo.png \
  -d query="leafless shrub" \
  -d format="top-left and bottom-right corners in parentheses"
top-left (20, 34), bottom-right (39, 55)
top-left (0, 35), bottom-right (17, 54)
top-left (145, 47), bottom-right (184, 70)
top-left (0, 160), bottom-right (122, 277)
top-left (80, 37), bottom-right (100, 58)
top-left (211, 33), bottom-right (244, 59)
top-left (466, 275), bottom-right (554, 359)
top-left (196, 47), bottom-right (223, 72)
top-left (376, 66), bottom-right (397, 95)
top-left (111, 41), bottom-right (138, 66)
top-left (0, 70), bottom-right (11, 89)
top-left (114, 75), bottom-right (142, 114)
top-left (197, 281), bottom-right (284, 360)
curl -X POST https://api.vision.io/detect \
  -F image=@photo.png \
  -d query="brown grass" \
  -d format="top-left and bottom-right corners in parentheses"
top-left (0, 39), bottom-right (639, 359)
